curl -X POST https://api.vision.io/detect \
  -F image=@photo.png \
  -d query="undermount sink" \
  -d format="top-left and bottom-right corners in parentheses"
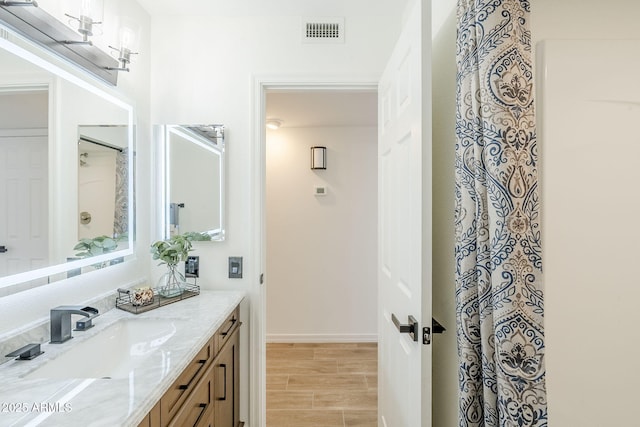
top-left (25, 318), bottom-right (184, 380)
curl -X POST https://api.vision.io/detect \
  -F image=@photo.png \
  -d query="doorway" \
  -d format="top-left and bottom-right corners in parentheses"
top-left (263, 86), bottom-right (378, 425)
top-left (0, 88), bottom-right (48, 281)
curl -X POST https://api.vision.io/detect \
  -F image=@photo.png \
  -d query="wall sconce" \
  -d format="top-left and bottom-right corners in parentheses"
top-left (0, 1), bottom-right (38, 6)
top-left (311, 146), bottom-right (326, 170)
top-left (0, 1), bottom-right (131, 84)
top-left (107, 16), bottom-right (139, 72)
top-left (109, 17), bottom-right (140, 72)
top-left (64, 0), bottom-right (103, 44)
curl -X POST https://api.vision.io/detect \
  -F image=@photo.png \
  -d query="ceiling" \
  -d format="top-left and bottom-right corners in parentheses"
top-left (135, 0), bottom-right (407, 17)
top-left (266, 91), bottom-right (377, 128)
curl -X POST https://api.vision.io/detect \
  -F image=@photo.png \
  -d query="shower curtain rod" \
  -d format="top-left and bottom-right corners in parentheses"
top-left (79, 135), bottom-right (123, 152)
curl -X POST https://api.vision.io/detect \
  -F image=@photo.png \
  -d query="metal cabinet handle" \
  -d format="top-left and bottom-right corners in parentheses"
top-left (220, 318), bottom-right (236, 337)
top-left (193, 403), bottom-right (208, 425)
top-left (218, 363), bottom-right (227, 401)
top-left (178, 358), bottom-right (208, 390)
top-left (391, 313), bottom-right (418, 342)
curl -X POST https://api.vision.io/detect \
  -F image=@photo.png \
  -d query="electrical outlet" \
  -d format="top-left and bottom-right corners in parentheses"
top-left (186, 256), bottom-right (199, 278)
top-left (229, 256), bottom-right (243, 279)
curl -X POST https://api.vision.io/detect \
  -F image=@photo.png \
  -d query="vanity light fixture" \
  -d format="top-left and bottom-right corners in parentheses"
top-left (107, 17), bottom-right (139, 72)
top-left (311, 146), bottom-right (326, 170)
top-left (266, 118), bottom-right (283, 130)
top-left (0, 1), bottom-right (37, 6)
top-left (0, 1), bottom-right (123, 84)
top-left (64, 0), bottom-right (103, 45)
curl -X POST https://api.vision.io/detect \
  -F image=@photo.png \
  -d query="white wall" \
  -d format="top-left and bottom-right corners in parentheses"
top-left (431, 0), bottom-right (458, 426)
top-left (0, 92), bottom-right (47, 129)
top-left (148, 7), bottom-right (403, 289)
top-left (266, 126), bottom-right (377, 341)
top-left (531, 1), bottom-right (640, 425)
top-left (540, 40), bottom-right (640, 426)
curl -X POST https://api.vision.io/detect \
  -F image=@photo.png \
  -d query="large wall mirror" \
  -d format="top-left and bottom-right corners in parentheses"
top-left (156, 125), bottom-right (225, 241)
top-left (0, 28), bottom-right (135, 295)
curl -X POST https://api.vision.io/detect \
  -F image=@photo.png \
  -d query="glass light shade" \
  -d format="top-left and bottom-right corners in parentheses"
top-left (79, 0), bottom-right (103, 21)
top-left (63, 0), bottom-right (104, 40)
top-left (311, 146), bottom-right (326, 170)
top-left (116, 16), bottom-right (140, 52)
top-left (119, 27), bottom-right (135, 50)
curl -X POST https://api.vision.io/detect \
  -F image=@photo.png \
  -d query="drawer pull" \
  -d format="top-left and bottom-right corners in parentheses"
top-left (178, 358), bottom-right (208, 391)
top-left (220, 318), bottom-right (237, 337)
top-left (194, 403), bottom-right (208, 425)
top-left (218, 363), bottom-right (227, 401)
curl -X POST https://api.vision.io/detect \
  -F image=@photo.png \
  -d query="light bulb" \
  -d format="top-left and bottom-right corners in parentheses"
top-left (119, 26), bottom-right (135, 50)
top-left (80, 0), bottom-right (92, 17)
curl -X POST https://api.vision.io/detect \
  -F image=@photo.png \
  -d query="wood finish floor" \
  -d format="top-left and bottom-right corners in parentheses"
top-left (266, 342), bottom-right (378, 427)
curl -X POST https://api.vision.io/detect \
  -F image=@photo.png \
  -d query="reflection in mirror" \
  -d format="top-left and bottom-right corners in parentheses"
top-left (0, 86), bottom-right (48, 281)
top-left (158, 125), bottom-right (225, 241)
top-left (74, 126), bottom-right (129, 267)
top-left (0, 27), bottom-right (135, 295)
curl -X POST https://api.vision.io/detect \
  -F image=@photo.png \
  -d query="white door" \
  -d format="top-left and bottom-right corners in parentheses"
top-left (378, 0), bottom-right (432, 425)
top-left (0, 133), bottom-right (48, 276)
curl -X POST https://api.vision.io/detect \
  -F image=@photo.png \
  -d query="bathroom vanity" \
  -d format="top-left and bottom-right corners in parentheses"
top-left (139, 303), bottom-right (241, 427)
top-left (0, 5), bottom-right (244, 427)
top-left (0, 290), bottom-right (245, 427)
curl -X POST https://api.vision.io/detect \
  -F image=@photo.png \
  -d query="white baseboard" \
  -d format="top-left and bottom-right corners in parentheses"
top-left (266, 333), bottom-right (378, 343)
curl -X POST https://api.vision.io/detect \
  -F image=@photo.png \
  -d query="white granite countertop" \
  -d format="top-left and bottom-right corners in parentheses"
top-left (0, 290), bottom-right (245, 427)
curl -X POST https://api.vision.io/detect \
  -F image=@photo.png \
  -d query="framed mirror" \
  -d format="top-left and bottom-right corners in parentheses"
top-left (0, 27), bottom-right (135, 295)
top-left (156, 125), bottom-right (225, 241)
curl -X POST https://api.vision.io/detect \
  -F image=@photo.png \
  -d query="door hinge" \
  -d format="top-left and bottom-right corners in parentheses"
top-left (423, 326), bottom-right (431, 345)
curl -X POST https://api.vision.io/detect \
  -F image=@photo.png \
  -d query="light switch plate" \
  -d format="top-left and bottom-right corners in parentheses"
top-left (314, 185), bottom-right (327, 196)
top-left (186, 255), bottom-right (199, 278)
top-left (229, 256), bottom-right (243, 279)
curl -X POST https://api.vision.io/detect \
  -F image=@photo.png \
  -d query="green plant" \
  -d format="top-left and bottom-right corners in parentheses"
top-left (182, 231), bottom-right (213, 242)
top-left (74, 234), bottom-right (125, 258)
top-left (150, 233), bottom-right (204, 266)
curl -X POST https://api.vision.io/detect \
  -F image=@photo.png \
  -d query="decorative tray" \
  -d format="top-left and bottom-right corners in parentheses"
top-left (116, 281), bottom-right (200, 314)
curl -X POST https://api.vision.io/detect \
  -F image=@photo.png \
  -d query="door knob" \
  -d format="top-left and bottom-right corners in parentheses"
top-left (0, 245), bottom-right (7, 253)
top-left (391, 313), bottom-right (418, 342)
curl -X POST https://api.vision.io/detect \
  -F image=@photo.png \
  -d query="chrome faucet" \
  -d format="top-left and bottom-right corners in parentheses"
top-left (50, 306), bottom-right (99, 344)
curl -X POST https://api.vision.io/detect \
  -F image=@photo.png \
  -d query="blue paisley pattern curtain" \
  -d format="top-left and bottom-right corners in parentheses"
top-left (455, 1), bottom-right (547, 426)
top-left (113, 148), bottom-right (128, 236)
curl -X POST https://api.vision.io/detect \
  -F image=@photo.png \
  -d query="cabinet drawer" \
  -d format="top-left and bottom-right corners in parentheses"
top-left (161, 338), bottom-right (214, 426)
top-left (167, 362), bottom-right (214, 427)
top-left (214, 307), bottom-right (240, 354)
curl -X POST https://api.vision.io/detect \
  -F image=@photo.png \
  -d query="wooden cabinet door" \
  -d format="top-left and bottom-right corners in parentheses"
top-left (214, 327), bottom-right (239, 427)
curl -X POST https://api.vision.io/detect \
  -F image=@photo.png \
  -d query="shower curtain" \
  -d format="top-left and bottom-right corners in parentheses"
top-left (113, 148), bottom-right (128, 237)
top-left (455, 1), bottom-right (547, 425)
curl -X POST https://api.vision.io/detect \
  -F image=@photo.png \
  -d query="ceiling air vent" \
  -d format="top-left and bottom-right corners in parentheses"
top-left (302, 18), bottom-right (345, 44)
top-left (0, 28), bottom-right (10, 41)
